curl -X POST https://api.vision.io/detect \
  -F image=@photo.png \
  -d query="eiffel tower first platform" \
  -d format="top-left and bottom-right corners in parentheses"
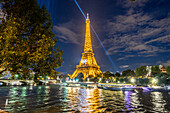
top-left (69, 13), bottom-right (102, 79)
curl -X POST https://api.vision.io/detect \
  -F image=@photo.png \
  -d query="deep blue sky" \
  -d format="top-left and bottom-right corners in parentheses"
top-left (37, 0), bottom-right (170, 74)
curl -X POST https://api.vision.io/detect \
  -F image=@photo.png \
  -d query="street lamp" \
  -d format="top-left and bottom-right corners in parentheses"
top-left (87, 78), bottom-right (90, 82)
top-left (131, 78), bottom-right (135, 84)
top-left (152, 78), bottom-right (158, 85)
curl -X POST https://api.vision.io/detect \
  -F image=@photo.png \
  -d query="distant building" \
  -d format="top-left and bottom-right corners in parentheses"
top-left (0, 6), bottom-right (6, 24)
top-left (0, 71), bottom-right (11, 79)
top-left (146, 65), bottom-right (167, 77)
top-left (159, 65), bottom-right (167, 73)
top-left (0, 8), bottom-right (3, 24)
top-left (146, 66), bottom-right (152, 76)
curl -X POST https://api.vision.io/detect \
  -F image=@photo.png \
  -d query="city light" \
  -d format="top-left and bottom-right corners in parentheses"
top-left (152, 78), bottom-right (158, 85)
top-left (87, 78), bottom-right (90, 82)
top-left (131, 78), bottom-right (135, 83)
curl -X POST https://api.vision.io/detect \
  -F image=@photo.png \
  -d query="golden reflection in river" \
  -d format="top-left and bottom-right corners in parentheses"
top-left (66, 87), bottom-right (105, 112)
top-left (151, 92), bottom-right (166, 112)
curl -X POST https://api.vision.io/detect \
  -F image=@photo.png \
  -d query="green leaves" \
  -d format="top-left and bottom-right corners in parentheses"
top-left (135, 66), bottom-right (147, 77)
top-left (0, 0), bottom-right (63, 81)
top-left (166, 66), bottom-right (170, 74)
top-left (151, 65), bottom-right (161, 76)
top-left (122, 69), bottom-right (135, 77)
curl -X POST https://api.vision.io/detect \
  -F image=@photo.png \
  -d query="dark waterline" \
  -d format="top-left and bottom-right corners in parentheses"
top-left (0, 85), bottom-right (170, 113)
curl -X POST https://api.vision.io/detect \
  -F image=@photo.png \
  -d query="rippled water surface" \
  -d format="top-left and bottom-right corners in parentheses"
top-left (0, 85), bottom-right (170, 113)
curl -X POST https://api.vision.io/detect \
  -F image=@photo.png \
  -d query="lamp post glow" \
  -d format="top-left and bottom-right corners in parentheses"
top-left (152, 78), bottom-right (158, 85)
top-left (87, 78), bottom-right (90, 82)
top-left (98, 78), bottom-right (102, 83)
top-left (131, 78), bottom-right (135, 84)
top-left (15, 74), bottom-right (19, 79)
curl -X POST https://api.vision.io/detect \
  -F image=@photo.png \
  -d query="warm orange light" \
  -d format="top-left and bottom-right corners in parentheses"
top-left (70, 14), bottom-right (102, 79)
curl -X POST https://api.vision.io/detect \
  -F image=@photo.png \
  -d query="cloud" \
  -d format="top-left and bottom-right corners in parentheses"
top-left (53, 26), bottom-right (80, 44)
top-left (53, 19), bottom-right (84, 45)
top-left (157, 60), bottom-right (170, 67)
top-left (145, 35), bottom-right (170, 44)
top-left (117, 0), bottom-right (149, 8)
top-left (103, 1), bottom-right (170, 59)
top-left (117, 55), bottom-right (137, 61)
top-left (163, 60), bottom-right (170, 66)
top-left (120, 65), bottom-right (129, 68)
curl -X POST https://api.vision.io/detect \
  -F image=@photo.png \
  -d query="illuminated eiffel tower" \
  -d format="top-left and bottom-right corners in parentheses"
top-left (70, 13), bottom-right (102, 79)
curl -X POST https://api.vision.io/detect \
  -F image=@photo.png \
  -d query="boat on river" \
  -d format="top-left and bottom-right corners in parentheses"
top-left (103, 86), bottom-right (122, 91)
top-left (97, 85), bottom-right (104, 89)
top-left (142, 86), bottom-right (170, 92)
top-left (98, 83), bottom-right (135, 91)
top-left (122, 87), bottom-right (135, 91)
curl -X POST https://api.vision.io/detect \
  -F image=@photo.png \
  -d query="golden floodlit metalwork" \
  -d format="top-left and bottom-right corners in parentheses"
top-left (70, 13), bottom-right (102, 79)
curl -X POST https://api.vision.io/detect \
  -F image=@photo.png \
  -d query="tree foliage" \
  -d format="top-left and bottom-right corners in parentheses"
top-left (135, 66), bottom-right (147, 77)
top-left (122, 69), bottom-right (135, 77)
top-left (103, 71), bottom-right (114, 79)
top-left (166, 66), bottom-right (170, 74)
top-left (151, 65), bottom-right (161, 76)
top-left (0, 0), bottom-right (63, 81)
top-left (114, 72), bottom-right (121, 77)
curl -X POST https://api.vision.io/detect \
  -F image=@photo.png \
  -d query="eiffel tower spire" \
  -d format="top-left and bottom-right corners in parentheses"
top-left (84, 13), bottom-right (93, 52)
top-left (69, 13), bottom-right (102, 80)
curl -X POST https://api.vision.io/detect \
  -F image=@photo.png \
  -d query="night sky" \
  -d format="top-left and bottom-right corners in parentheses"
top-left (37, 0), bottom-right (170, 74)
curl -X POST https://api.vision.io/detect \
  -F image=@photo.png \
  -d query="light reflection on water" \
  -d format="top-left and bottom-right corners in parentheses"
top-left (151, 92), bottom-right (167, 112)
top-left (66, 87), bottom-right (105, 112)
top-left (0, 85), bottom-right (170, 113)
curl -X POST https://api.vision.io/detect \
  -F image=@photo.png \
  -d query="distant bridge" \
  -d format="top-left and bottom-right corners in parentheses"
top-left (0, 79), bottom-right (56, 85)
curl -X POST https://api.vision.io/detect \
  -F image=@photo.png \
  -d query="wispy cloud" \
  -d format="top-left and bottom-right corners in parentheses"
top-left (103, 0), bottom-right (170, 60)
top-left (53, 26), bottom-right (80, 44)
top-left (120, 65), bottom-right (129, 68)
top-left (157, 60), bottom-right (170, 67)
top-left (117, 0), bottom-right (149, 8)
top-left (117, 55), bottom-right (137, 61)
top-left (145, 35), bottom-right (170, 44)
top-left (53, 20), bottom-right (84, 45)
top-left (163, 60), bottom-right (170, 66)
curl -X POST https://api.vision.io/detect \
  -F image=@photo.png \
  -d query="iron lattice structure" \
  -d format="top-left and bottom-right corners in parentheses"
top-left (70, 14), bottom-right (102, 79)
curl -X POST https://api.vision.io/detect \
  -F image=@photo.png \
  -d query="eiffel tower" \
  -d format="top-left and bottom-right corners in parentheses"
top-left (70, 13), bottom-right (102, 79)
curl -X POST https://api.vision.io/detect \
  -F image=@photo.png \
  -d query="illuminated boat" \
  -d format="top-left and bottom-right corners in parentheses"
top-left (122, 87), bottom-right (135, 91)
top-left (103, 86), bottom-right (122, 91)
top-left (142, 86), bottom-right (169, 92)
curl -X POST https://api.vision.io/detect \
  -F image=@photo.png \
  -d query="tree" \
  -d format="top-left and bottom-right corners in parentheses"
top-left (115, 72), bottom-right (121, 77)
top-left (143, 78), bottom-right (149, 86)
top-left (151, 65), bottom-right (161, 76)
top-left (0, 0), bottom-right (63, 81)
top-left (135, 66), bottom-right (147, 77)
top-left (155, 72), bottom-right (167, 78)
top-left (103, 71), bottom-right (114, 79)
top-left (166, 66), bottom-right (170, 74)
top-left (122, 69), bottom-right (135, 77)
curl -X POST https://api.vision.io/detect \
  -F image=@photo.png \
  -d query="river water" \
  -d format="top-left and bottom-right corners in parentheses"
top-left (0, 85), bottom-right (170, 113)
